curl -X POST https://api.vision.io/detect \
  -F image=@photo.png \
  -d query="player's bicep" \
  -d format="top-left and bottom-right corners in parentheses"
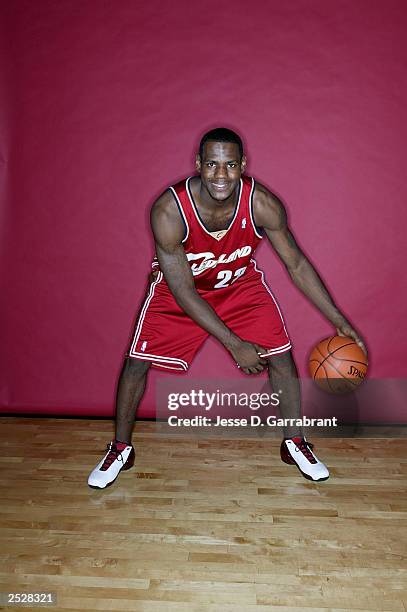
top-left (150, 190), bottom-right (185, 247)
top-left (150, 194), bottom-right (196, 294)
top-left (254, 185), bottom-right (303, 272)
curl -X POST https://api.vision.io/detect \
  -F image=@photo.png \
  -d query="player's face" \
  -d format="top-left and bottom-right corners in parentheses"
top-left (196, 141), bottom-right (246, 202)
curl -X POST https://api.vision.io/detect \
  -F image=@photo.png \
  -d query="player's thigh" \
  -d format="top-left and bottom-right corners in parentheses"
top-left (126, 275), bottom-right (208, 371)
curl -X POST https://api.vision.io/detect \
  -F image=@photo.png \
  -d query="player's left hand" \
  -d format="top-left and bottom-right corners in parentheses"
top-left (336, 320), bottom-right (368, 357)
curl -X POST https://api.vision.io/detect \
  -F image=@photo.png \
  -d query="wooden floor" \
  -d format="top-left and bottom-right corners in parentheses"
top-left (0, 417), bottom-right (407, 611)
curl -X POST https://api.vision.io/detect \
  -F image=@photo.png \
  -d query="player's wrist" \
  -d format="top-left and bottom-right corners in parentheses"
top-left (326, 309), bottom-right (347, 329)
top-left (332, 314), bottom-right (349, 329)
top-left (223, 331), bottom-right (241, 351)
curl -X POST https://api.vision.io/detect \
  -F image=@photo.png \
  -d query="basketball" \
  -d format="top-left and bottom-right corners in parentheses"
top-left (309, 335), bottom-right (368, 394)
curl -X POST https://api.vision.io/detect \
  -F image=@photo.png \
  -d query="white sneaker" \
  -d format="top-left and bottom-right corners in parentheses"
top-left (88, 441), bottom-right (135, 489)
top-left (280, 437), bottom-right (329, 481)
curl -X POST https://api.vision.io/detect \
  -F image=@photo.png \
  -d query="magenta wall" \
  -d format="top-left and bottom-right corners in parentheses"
top-left (1, 0), bottom-right (406, 419)
top-left (0, 6), bottom-right (12, 269)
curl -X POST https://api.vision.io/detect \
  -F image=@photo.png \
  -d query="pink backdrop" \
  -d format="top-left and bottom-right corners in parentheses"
top-left (1, 0), bottom-right (406, 419)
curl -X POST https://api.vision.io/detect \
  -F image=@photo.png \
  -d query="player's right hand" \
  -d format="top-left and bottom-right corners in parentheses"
top-left (229, 340), bottom-right (268, 374)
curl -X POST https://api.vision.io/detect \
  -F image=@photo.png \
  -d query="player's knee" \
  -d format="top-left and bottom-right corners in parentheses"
top-left (267, 350), bottom-right (296, 374)
top-left (123, 357), bottom-right (151, 378)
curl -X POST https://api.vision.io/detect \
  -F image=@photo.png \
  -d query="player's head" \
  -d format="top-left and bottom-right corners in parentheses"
top-left (196, 128), bottom-right (247, 201)
top-left (198, 127), bottom-right (244, 160)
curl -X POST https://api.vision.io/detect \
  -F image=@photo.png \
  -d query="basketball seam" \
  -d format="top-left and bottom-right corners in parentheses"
top-left (321, 357), bottom-right (359, 388)
top-left (328, 341), bottom-right (357, 356)
top-left (327, 336), bottom-right (336, 354)
top-left (309, 359), bottom-right (321, 379)
top-left (330, 357), bottom-right (368, 367)
top-left (311, 345), bottom-right (329, 380)
top-left (324, 363), bottom-right (336, 393)
top-left (311, 341), bottom-right (361, 377)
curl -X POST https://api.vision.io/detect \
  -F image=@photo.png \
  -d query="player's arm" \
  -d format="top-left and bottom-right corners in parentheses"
top-left (253, 182), bottom-right (367, 355)
top-left (150, 190), bottom-right (267, 373)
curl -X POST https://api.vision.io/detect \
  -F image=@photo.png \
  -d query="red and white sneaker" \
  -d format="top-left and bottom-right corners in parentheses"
top-left (88, 440), bottom-right (135, 489)
top-left (280, 436), bottom-right (329, 482)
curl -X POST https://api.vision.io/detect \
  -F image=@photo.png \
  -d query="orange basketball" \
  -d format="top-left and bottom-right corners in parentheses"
top-left (309, 335), bottom-right (368, 394)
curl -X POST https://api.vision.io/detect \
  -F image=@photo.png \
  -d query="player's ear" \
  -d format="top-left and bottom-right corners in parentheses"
top-left (195, 154), bottom-right (201, 172)
top-left (240, 155), bottom-right (247, 173)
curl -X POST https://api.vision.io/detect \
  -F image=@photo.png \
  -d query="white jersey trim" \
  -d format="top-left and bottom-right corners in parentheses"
top-left (251, 258), bottom-right (290, 338)
top-left (127, 271), bottom-right (189, 370)
top-left (130, 352), bottom-right (188, 371)
top-left (152, 360), bottom-right (187, 371)
top-left (259, 341), bottom-right (292, 357)
top-left (169, 186), bottom-right (189, 243)
top-left (249, 177), bottom-right (263, 239)
top-left (185, 176), bottom-right (243, 239)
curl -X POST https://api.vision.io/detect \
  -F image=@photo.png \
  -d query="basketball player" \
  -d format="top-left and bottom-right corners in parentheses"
top-left (88, 128), bottom-right (366, 488)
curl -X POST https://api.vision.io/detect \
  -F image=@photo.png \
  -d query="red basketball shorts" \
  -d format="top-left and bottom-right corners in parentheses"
top-left (126, 261), bottom-right (291, 371)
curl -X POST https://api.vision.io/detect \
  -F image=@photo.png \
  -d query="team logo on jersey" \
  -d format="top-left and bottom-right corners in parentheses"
top-left (186, 246), bottom-right (252, 276)
top-left (241, 218), bottom-right (246, 228)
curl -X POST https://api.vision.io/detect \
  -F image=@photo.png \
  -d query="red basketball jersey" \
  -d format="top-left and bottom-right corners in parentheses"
top-left (152, 175), bottom-right (263, 291)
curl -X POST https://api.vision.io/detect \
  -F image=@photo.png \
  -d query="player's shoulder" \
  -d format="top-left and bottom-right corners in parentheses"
top-left (152, 176), bottom-right (186, 211)
top-left (151, 179), bottom-right (189, 227)
top-left (150, 188), bottom-right (180, 230)
top-left (154, 175), bottom-right (190, 203)
top-left (151, 188), bottom-right (173, 214)
top-left (171, 175), bottom-right (193, 190)
top-left (252, 179), bottom-right (280, 206)
top-left (252, 179), bottom-right (286, 229)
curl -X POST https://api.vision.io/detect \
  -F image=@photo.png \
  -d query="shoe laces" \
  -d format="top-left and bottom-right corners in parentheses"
top-left (293, 438), bottom-right (317, 464)
top-left (101, 442), bottom-right (125, 471)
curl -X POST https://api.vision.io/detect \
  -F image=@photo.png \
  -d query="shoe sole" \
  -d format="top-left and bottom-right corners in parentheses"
top-left (88, 449), bottom-right (135, 489)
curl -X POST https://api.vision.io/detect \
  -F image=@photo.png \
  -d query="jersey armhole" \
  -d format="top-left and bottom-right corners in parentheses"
top-left (169, 186), bottom-right (189, 243)
top-left (249, 178), bottom-right (264, 239)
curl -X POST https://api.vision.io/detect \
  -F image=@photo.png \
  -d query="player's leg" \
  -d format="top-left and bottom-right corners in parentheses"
top-left (267, 349), bottom-right (302, 438)
top-left (88, 273), bottom-right (208, 489)
top-left (216, 266), bottom-right (329, 482)
top-left (267, 351), bottom-right (329, 481)
top-left (87, 357), bottom-right (150, 489)
top-left (115, 357), bottom-right (150, 444)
